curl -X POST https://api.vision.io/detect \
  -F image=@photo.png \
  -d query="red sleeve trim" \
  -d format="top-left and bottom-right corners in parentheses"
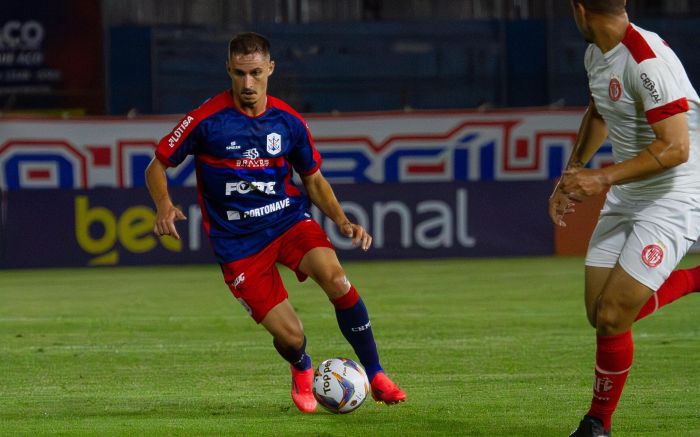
top-left (156, 90), bottom-right (233, 162)
top-left (645, 98), bottom-right (689, 124)
top-left (621, 24), bottom-right (656, 64)
top-left (299, 159), bottom-right (322, 176)
top-left (155, 150), bottom-right (176, 167)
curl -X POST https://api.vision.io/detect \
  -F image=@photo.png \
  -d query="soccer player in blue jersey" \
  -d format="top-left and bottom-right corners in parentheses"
top-left (145, 32), bottom-right (405, 412)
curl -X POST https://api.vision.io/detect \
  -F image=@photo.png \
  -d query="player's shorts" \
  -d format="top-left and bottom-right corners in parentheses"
top-left (586, 188), bottom-right (700, 291)
top-left (219, 219), bottom-right (334, 323)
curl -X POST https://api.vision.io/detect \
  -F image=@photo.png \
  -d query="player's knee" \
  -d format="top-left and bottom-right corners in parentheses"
top-left (318, 269), bottom-right (350, 298)
top-left (595, 301), bottom-right (626, 334)
top-left (279, 326), bottom-right (305, 350)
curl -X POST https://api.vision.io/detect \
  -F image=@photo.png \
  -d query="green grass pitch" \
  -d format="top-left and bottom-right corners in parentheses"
top-left (2, 256), bottom-right (700, 436)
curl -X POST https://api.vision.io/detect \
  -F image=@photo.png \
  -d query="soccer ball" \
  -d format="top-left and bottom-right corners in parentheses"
top-left (312, 358), bottom-right (369, 414)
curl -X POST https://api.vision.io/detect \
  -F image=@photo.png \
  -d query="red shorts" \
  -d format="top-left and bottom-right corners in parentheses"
top-left (220, 219), bottom-right (334, 323)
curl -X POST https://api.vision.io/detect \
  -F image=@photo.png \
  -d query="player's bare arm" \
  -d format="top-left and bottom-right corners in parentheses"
top-left (145, 157), bottom-right (187, 240)
top-left (549, 99), bottom-right (609, 226)
top-left (562, 112), bottom-right (689, 197)
top-left (301, 170), bottom-right (372, 251)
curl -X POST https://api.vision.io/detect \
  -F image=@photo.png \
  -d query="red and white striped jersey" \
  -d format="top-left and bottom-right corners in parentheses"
top-left (585, 23), bottom-right (700, 199)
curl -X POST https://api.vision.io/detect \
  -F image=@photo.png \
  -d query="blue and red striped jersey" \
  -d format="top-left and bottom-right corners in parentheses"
top-left (155, 90), bottom-right (322, 263)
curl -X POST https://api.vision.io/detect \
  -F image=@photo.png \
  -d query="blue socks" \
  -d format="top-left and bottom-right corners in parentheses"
top-left (333, 286), bottom-right (383, 381)
top-left (274, 336), bottom-right (312, 371)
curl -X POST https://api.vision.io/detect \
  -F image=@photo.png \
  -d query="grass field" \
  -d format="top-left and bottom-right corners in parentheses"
top-left (2, 256), bottom-right (700, 436)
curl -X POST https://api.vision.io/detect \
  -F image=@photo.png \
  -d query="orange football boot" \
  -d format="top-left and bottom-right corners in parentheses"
top-left (370, 372), bottom-right (406, 405)
top-left (290, 365), bottom-right (317, 413)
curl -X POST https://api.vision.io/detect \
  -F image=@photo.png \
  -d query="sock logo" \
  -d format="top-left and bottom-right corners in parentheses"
top-left (351, 321), bottom-right (371, 332)
top-left (594, 376), bottom-right (613, 393)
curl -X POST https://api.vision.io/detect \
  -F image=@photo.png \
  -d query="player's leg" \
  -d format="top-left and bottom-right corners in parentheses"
top-left (572, 203), bottom-right (694, 436)
top-left (298, 246), bottom-right (406, 404)
top-left (571, 194), bottom-right (630, 436)
top-left (220, 246), bottom-right (316, 412)
top-left (570, 265), bottom-right (651, 437)
top-left (635, 265), bottom-right (700, 320)
top-left (276, 219), bottom-right (405, 404)
top-left (584, 266), bottom-right (614, 328)
top-left (260, 299), bottom-right (316, 412)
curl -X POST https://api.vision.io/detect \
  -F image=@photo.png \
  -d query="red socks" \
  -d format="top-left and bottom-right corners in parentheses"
top-left (587, 331), bottom-right (633, 432)
top-left (586, 266), bottom-right (700, 431)
top-left (636, 266), bottom-right (700, 321)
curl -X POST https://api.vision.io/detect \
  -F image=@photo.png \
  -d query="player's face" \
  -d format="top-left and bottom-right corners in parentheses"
top-left (227, 52), bottom-right (275, 109)
top-left (570, 0), bottom-right (594, 43)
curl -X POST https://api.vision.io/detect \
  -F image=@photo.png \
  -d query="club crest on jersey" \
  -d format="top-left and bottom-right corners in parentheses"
top-left (266, 132), bottom-right (282, 155)
top-left (641, 244), bottom-right (664, 268)
top-left (608, 75), bottom-right (622, 102)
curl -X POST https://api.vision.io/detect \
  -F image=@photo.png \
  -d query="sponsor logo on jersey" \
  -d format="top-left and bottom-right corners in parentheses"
top-left (226, 141), bottom-right (240, 150)
top-left (242, 148), bottom-right (259, 159)
top-left (225, 180), bottom-right (276, 195)
top-left (167, 115), bottom-right (195, 148)
top-left (227, 210), bottom-right (240, 220)
top-left (608, 76), bottom-right (622, 102)
top-left (226, 198), bottom-right (291, 220)
top-left (640, 73), bottom-right (661, 103)
top-left (266, 132), bottom-right (282, 155)
top-left (235, 148), bottom-right (270, 168)
top-left (641, 243), bottom-right (664, 267)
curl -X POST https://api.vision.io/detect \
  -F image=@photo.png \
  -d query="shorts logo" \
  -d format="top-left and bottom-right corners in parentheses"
top-left (266, 133), bottom-right (282, 155)
top-left (608, 76), bottom-right (622, 102)
top-left (641, 244), bottom-right (664, 268)
top-left (233, 272), bottom-right (245, 288)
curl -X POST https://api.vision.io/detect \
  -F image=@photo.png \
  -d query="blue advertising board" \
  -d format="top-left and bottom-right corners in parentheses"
top-left (0, 181), bottom-right (553, 268)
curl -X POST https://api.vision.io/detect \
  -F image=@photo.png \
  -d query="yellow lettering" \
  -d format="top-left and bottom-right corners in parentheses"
top-left (118, 206), bottom-right (157, 253)
top-left (75, 196), bottom-right (117, 255)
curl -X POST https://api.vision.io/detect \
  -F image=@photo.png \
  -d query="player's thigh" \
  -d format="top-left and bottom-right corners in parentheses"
top-left (261, 299), bottom-right (305, 348)
top-left (220, 249), bottom-right (289, 324)
top-left (596, 263), bottom-right (653, 334)
top-left (298, 247), bottom-right (349, 299)
top-left (584, 266), bottom-right (613, 327)
top-left (585, 193), bottom-right (630, 273)
top-left (620, 199), bottom-right (700, 291)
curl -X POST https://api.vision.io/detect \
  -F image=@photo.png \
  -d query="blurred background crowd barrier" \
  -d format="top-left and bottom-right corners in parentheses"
top-left (1, 0), bottom-right (696, 267)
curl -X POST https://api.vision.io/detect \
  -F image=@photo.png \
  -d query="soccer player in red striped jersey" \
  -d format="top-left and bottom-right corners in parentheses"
top-left (550, 1), bottom-right (700, 435)
top-left (145, 32), bottom-right (405, 413)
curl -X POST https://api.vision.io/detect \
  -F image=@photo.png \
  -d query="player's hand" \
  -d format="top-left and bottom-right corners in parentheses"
top-left (339, 222), bottom-right (372, 251)
top-left (548, 187), bottom-right (575, 227)
top-left (154, 205), bottom-right (187, 240)
top-left (561, 167), bottom-right (610, 198)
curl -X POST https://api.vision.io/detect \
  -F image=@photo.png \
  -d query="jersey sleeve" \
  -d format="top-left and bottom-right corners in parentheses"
top-left (631, 59), bottom-right (689, 125)
top-left (154, 113), bottom-right (201, 167)
top-left (286, 117), bottom-right (322, 176)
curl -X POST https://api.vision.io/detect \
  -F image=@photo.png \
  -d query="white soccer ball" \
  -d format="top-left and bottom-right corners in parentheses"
top-left (312, 357), bottom-right (369, 414)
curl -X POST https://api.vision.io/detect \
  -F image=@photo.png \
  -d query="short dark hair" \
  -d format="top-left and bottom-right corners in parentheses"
top-left (573, 0), bottom-right (626, 15)
top-left (228, 32), bottom-right (271, 58)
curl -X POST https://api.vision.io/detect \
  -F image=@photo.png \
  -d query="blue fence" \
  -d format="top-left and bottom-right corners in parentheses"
top-left (108, 19), bottom-right (700, 115)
